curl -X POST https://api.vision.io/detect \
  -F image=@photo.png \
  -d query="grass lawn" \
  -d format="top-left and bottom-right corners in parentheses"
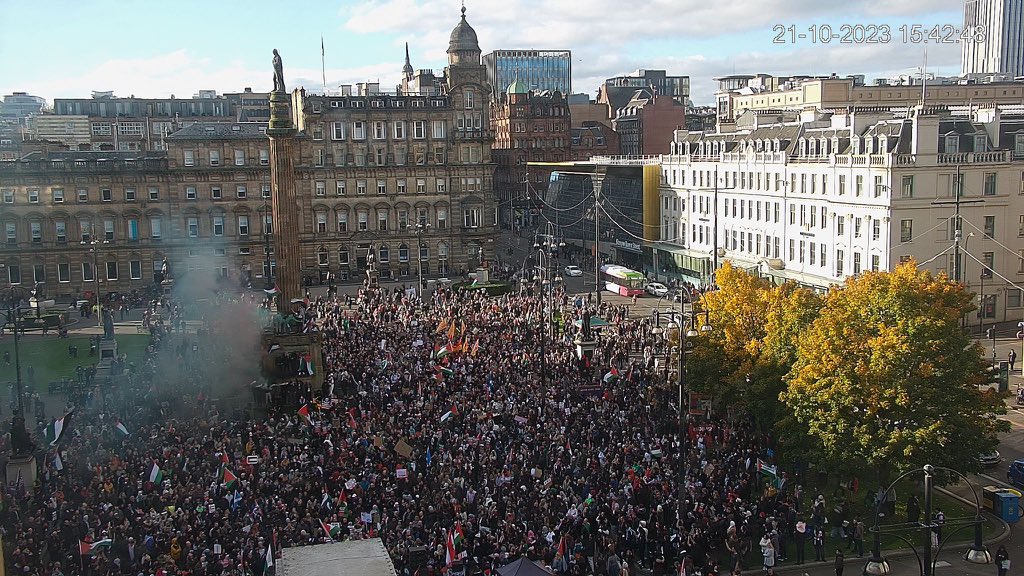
top-left (0, 334), bottom-right (150, 394)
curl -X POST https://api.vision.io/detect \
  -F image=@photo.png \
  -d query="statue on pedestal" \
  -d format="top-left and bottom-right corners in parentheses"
top-left (9, 410), bottom-right (34, 456)
top-left (272, 49), bottom-right (286, 93)
top-left (581, 311), bottom-right (593, 341)
top-left (102, 307), bottom-right (115, 340)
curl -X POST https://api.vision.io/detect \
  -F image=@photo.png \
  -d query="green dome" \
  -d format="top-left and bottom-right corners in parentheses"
top-left (506, 78), bottom-right (529, 95)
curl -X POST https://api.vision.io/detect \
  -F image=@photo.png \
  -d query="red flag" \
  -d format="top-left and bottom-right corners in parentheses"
top-left (298, 404), bottom-right (310, 421)
top-left (220, 452), bottom-right (230, 465)
top-left (347, 408), bottom-right (358, 429)
top-left (79, 540), bottom-right (91, 556)
top-left (450, 405), bottom-right (459, 416)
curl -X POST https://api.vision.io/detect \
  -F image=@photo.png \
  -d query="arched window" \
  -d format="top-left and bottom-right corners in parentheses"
top-left (379, 244), bottom-right (390, 263)
top-left (338, 245), bottom-right (350, 265)
top-left (399, 243), bottom-right (410, 263)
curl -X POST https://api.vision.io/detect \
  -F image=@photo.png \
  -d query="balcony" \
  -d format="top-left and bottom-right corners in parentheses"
top-left (894, 150), bottom-right (1010, 166)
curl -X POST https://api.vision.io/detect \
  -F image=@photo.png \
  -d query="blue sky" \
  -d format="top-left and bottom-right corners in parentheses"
top-left (0, 0), bottom-right (966, 106)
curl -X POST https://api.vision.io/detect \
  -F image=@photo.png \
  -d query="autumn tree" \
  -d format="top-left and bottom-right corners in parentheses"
top-left (781, 262), bottom-right (1008, 481)
top-left (689, 263), bottom-right (821, 430)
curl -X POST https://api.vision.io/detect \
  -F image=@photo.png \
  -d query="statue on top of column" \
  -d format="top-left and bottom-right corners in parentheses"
top-left (272, 49), bottom-right (286, 93)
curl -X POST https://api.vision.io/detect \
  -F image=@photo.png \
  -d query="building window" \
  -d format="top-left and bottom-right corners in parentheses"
top-left (81, 262), bottom-right (93, 282)
top-left (338, 212), bottom-right (348, 232)
top-left (837, 216), bottom-right (845, 235)
top-left (358, 211), bottom-right (368, 231)
top-left (106, 261), bottom-right (118, 281)
top-left (984, 215), bottom-right (995, 238)
top-left (436, 179), bottom-right (446, 193)
top-left (836, 250), bottom-right (844, 276)
top-left (393, 121), bottom-right (405, 139)
top-left (186, 186), bottom-right (197, 200)
top-left (213, 216), bottom-right (224, 237)
top-left (871, 255), bottom-right (880, 272)
top-left (130, 260), bottom-right (142, 280)
top-left (30, 222), bottom-right (41, 243)
top-left (399, 244), bottom-right (409, 262)
top-left (209, 186), bottom-right (221, 200)
top-left (1008, 288), bottom-right (1022, 308)
top-left (379, 245), bottom-right (390, 263)
top-left (237, 215), bottom-right (249, 236)
top-left (377, 180), bottom-right (387, 195)
top-left (353, 121), bottom-right (366, 140)
top-left (854, 218), bottom-right (862, 238)
top-left (945, 134), bottom-right (958, 153)
top-left (263, 215), bottom-right (273, 235)
top-left (209, 150), bottom-right (221, 166)
top-left (236, 185), bottom-right (247, 199)
top-left (432, 120), bottom-right (445, 139)
top-left (357, 180), bottom-right (367, 195)
top-left (339, 246), bottom-right (350, 265)
top-left (104, 219), bottom-right (114, 241)
top-left (873, 176), bottom-right (884, 197)
top-left (102, 188), bottom-right (112, 202)
top-left (318, 248), bottom-right (329, 266)
top-left (463, 208), bottom-right (479, 228)
top-left (984, 172), bottom-right (997, 196)
top-left (901, 175), bottom-right (914, 198)
top-left (151, 218), bottom-right (162, 239)
top-left (262, 184), bottom-right (271, 199)
top-left (187, 217), bottom-right (199, 237)
top-left (78, 188), bottom-right (88, 203)
top-left (413, 121), bottom-right (425, 139)
top-left (872, 219), bottom-right (881, 241)
top-left (377, 211), bottom-right (388, 231)
top-left (315, 181), bottom-right (326, 196)
top-left (27, 189), bottom-right (39, 203)
top-left (55, 220), bottom-right (66, 243)
top-left (416, 179), bottom-right (426, 193)
top-left (6, 265), bottom-right (19, 285)
top-left (148, 186), bottom-right (159, 201)
top-left (52, 188), bottom-right (64, 203)
top-left (982, 252), bottom-right (994, 278)
top-left (853, 252), bottom-right (862, 274)
top-left (183, 150), bottom-right (195, 166)
top-left (260, 149), bottom-right (270, 165)
top-left (234, 150), bottom-right (245, 166)
top-left (397, 179), bottom-right (407, 194)
top-left (127, 218), bottom-right (139, 241)
top-left (57, 263), bottom-right (70, 283)
top-left (316, 213), bottom-right (328, 233)
top-left (900, 219), bottom-right (913, 242)
top-left (336, 181), bottom-right (346, 196)
top-left (332, 122), bottom-right (347, 140)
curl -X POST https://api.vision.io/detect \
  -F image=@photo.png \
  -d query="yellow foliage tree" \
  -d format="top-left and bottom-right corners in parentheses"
top-left (781, 262), bottom-right (1008, 480)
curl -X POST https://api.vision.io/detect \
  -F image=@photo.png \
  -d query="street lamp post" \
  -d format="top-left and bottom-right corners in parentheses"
top-left (81, 223), bottom-right (107, 318)
top-left (864, 464), bottom-right (989, 576)
top-left (1, 286), bottom-right (33, 455)
top-left (651, 290), bottom-right (711, 529)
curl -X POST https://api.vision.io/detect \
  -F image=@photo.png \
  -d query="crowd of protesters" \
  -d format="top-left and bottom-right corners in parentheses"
top-left (0, 280), bottom-right (859, 576)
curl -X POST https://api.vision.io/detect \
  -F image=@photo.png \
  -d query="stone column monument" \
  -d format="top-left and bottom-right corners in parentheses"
top-left (266, 49), bottom-right (302, 312)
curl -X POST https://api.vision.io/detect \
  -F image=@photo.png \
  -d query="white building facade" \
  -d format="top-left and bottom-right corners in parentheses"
top-left (653, 105), bottom-right (1024, 327)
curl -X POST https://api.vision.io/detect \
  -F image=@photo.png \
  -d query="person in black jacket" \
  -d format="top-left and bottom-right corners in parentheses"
top-left (834, 549), bottom-right (844, 576)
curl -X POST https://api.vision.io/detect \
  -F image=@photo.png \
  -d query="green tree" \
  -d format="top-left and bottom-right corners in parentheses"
top-left (781, 262), bottom-right (1008, 481)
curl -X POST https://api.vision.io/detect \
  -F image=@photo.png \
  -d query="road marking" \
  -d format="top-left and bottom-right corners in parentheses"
top-left (978, 472), bottom-right (1012, 488)
top-left (933, 561), bottom-right (951, 568)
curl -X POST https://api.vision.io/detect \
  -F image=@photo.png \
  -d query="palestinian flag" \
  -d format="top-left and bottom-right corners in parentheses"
top-left (320, 519), bottom-right (342, 540)
top-left (79, 539), bottom-right (113, 555)
top-left (114, 421), bottom-right (129, 436)
top-left (440, 405), bottom-right (459, 423)
top-left (434, 365), bottom-right (455, 377)
top-left (454, 522), bottom-right (466, 547)
top-left (434, 345), bottom-right (450, 360)
top-left (603, 368), bottom-right (620, 384)
top-left (45, 411), bottom-right (74, 446)
top-left (446, 530), bottom-right (457, 566)
top-left (222, 466), bottom-right (239, 489)
top-left (297, 404), bottom-right (311, 423)
top-left (148, 462), bottom-right (164, 484)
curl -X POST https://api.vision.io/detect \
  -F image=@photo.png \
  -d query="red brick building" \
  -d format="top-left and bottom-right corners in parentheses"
top-left (611, 88), bottom-right (685, 155)
top-left (490, 80), bottom-right (570, 227)
top-left (570, 121), bottom-right (620, 160)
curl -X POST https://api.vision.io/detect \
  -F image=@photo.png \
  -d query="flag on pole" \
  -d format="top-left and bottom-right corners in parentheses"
top-left (222, 467), bottom-right (239, 489)
top-left (264, 285), bottom-right (280, 296)
top-left (53, 452), bottom-right (63, 472)
top-left (434, 344), bottom-right (450, 360)
top-left (603, 367), bottom-right (620, 384)
top-left (447, 321), bottom-right (457, 341)
top-left (148, 462), bottom-right (163, 484)
top-left (454, 522), bottom-right (466, 547)
top-left (446, 530), bottom-right (457, 566)
top-left (440, 405), bottom-right (459, 423)
top-left (434, 365), bottom-right (454, 377)
top-left (320, 519), bottom-right (341, 540)
top-left (114, 421), bottom-right (129, 436)
top-left (297, 404), bottom-right (311, 423)
top-left (45, 411), bottom-right (74, 446)
top-left (471, 339), bottom-right (480, 357)
top-left (436, 318), bottom-right (449, 334)
top-left (263, 542), bottom-right (274, 575)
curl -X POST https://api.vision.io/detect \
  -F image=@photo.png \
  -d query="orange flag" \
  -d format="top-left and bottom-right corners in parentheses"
top-left (447, 321), bottom-right (456, 342)
top-left (436, 318), bottom-right (448, 334)
top-left (471, 339), bottom-right (480, 357)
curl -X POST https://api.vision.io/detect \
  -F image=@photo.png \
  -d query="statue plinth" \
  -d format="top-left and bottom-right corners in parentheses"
top-left (6, 454), bottom-right (37, 487)
top-left (267, 91), bottom-right (294, 135)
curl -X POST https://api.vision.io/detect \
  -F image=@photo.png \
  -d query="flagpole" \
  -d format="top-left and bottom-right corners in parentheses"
top-left (321, 35), bottom-right (327, 94)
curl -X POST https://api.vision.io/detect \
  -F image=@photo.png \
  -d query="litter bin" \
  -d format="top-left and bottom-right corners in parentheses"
top-left (994, 491), bottom-right (1020, 523)
top-left (983, 485), bottom-right (1001, 511)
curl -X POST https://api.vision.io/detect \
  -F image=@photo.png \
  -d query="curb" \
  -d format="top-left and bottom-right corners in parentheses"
top-left (773, 486), bottom-right (1008, 574)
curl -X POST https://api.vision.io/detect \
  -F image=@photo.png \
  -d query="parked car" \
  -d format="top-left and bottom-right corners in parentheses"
top-left (646, 282), bottom-right (669, 297)
top-left (980, 450), bottom-right (1003, 467)
top-left (1008, 459), bottom-right (1024, 488)
top-left (563, 265), bottom-right (583, 277)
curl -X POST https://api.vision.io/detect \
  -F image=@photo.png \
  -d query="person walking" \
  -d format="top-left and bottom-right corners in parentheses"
top-left (813, 525), bottom-right (826, 562)
top-left (762, 540), bottom-right (776, 573)
top-left (834, 549), bottom-right (844, 576)
top-left (794, 518), bottom-right (807, 564)
top-left (1009, 349), bottom-right (1017, 372)
top-left (995, 544), bottom-right (1009, 576)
